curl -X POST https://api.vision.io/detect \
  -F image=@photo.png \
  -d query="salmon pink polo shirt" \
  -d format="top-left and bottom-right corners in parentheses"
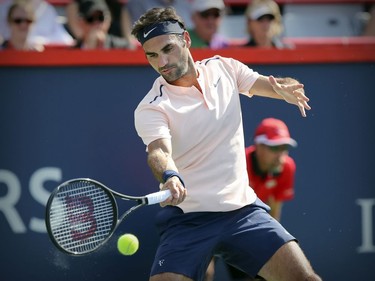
top-left (135, 56), bottom-right (259, 213)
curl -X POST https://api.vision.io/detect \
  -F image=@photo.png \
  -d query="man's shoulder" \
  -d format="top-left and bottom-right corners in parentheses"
top-left (137, 77), bottom-right (165, 106)
top-left (196, 55), bottom-right (240, 68)
top-left (245, 144), bottom-right (256, 152)
top-left (196, 55), bottom-right (220, 65)
top-left (282, 155), bottom-right (296, 172)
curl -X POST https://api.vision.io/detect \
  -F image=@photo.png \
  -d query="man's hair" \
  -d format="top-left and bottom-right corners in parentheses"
top-left (131, 7), bottom-right (186, 40)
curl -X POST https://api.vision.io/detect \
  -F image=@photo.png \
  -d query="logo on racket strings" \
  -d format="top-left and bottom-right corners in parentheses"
top-left (65, 195), bottom-right (97, 241)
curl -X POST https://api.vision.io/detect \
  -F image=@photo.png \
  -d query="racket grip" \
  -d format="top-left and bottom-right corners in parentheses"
top-left (146, 189), bottom-right (172, 205)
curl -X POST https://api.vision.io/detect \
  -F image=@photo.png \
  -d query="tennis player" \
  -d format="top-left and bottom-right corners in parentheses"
top-left (131, 7), bottom-right (322, 281)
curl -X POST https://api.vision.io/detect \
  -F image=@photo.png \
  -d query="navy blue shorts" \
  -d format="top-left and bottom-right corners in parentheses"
top-left (150, 198), bottom-right (296, 281)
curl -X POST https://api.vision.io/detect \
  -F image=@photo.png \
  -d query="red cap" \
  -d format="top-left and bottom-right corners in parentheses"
top-left (254, 118), bottom-right (297, 147)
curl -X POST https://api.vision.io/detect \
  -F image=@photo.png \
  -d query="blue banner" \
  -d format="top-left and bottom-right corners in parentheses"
top-left (0, 62), bottom-right (374, 281)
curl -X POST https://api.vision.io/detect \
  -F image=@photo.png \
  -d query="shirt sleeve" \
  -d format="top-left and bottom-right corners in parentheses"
top-left (224, 57), bottom-right (260, 96)
top-left (134, 104), bottom-right (171, 147)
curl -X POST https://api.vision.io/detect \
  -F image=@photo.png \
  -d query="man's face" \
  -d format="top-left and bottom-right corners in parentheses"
top-left (81, 10), bottom-right (111, 34)
top-left (143, 33), bottom-right (190, 83)
top-left (191, 8), bottom-right (222, 42)
top-left (9, 6), bottom-right (34, 38)
top-left (247, 14), bottom-right (275, 39)
top-left (257, 144), bottom-right (289, 172)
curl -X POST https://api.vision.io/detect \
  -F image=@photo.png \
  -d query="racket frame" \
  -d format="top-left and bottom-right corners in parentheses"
top-left (45, 178), bottom-right (164, 255)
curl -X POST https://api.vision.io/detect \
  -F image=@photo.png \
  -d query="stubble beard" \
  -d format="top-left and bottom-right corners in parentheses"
top-left (162, 53), bottom-right (194, 83)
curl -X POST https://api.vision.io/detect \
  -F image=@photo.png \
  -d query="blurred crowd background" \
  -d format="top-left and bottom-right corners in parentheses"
top-left (0, 0), bottom-right (374, 51)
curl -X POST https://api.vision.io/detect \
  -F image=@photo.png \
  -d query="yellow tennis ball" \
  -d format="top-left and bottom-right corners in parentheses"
top-left (117, 233), bottom-right (139, 256)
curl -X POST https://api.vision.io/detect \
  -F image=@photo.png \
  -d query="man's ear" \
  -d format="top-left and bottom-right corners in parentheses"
top-left (183, 31), bottom-right (191, 48)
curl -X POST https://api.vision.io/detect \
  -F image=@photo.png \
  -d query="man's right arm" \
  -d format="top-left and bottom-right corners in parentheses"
top-left (147, 138), bottom-right (186, 206)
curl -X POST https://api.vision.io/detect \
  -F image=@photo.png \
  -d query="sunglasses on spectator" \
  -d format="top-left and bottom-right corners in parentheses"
top-left (199, 10), bottom-right (221, 19)
top-left (85, 13), bottom-right (105, 24)
top-left (11, 18), bottom-right (33, 24)
top-left (265, 144), bottom-right (289, 152)
top-left (256, 14), bottom-right (275, 22)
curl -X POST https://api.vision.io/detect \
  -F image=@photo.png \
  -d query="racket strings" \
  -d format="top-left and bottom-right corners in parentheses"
top-left (49, 181), bottom-right (116, 254)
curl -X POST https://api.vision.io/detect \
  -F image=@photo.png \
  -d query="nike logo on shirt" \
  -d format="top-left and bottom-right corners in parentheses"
top-left (214, 76), bottom-right (221, 87)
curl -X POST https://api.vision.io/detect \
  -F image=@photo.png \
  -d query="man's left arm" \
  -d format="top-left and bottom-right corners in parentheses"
top-left (249, 75), bottom-right (311, 117)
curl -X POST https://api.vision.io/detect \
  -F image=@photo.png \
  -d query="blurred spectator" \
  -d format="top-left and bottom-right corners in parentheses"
top-left (1, 0), bottom-right (43, 50)
top-left (244, 0), bottom-right (289, 48)
top-left (74, 0), bottom-right (131, 49)
top-left (246, 118), bottom-right (297, 221)
top-left (127, 0), bottom-right (193, 29)
top-left (66, 0), bottom-right (135, 47)
top-left (363, 4), bottom-right (375, 36)
top-left (188, 0), bottom-right (229, 49)
top-left (0, 0), bottom-right (74, 47)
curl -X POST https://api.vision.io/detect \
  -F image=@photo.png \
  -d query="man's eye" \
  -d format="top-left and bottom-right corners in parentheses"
top-left (164, 46), bottom-right (173, 53)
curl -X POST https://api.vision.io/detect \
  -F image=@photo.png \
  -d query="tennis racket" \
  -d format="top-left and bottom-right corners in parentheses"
top-left (45, 178), bottom-right (171, 255)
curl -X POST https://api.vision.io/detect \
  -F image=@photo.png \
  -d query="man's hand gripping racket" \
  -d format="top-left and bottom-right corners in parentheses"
top-left (45, 178), bottom-right (171, 255)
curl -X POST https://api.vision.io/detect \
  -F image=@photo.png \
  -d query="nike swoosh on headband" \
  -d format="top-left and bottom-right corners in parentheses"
top-left (137, 21), bottom-right (185, 45)
top-left (143, 27), bottom-right (157, 38)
